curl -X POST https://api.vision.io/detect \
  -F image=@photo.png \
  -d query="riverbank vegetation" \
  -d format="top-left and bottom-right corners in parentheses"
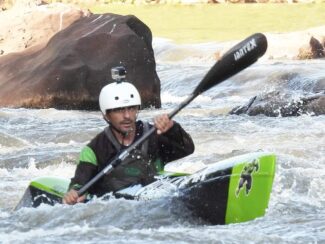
top-left (2, 1), bottom-right (325, 43)
top-left (87, 3), bottom-right (325, 43)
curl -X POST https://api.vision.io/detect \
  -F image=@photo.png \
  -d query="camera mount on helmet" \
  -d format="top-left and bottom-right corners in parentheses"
top-left (111, 66), bottom-right (126, 83)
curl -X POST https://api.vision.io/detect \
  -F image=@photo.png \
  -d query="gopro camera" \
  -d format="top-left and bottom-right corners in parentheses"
top-left (111, 66), bottom-right (126, 82)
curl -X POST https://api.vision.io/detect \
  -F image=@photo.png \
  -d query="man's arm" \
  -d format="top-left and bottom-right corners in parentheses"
top-left (63, 146), bottom-right (98, 205)
top-left (154, 114), bottom-right (194, 163)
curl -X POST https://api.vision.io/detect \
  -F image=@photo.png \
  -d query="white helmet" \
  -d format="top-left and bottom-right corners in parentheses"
top-left (99, 81), bottom-right (141, 114)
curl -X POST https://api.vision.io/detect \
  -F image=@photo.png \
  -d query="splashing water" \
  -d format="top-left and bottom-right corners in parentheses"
top-left (0, 39), bottom-right (324, 243)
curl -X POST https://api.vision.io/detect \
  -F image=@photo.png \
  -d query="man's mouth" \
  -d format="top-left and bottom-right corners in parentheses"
top-left (120, 120), bottom-right (133, 128)
top-left (121, 120), bottom-right (132, 125)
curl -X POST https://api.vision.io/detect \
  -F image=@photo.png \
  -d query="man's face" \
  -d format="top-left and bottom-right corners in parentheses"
top-left (105, 106), bottom-right (139, 134)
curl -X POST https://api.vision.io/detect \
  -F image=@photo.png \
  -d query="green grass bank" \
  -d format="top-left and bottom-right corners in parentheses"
top-left (86, 3), bottom-right (325, 43)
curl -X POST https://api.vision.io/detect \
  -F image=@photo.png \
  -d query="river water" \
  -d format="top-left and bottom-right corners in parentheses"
top-left (0, 38), bottom-right (324, 243)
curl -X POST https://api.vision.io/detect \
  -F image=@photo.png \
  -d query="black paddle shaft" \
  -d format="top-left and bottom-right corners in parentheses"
top-left (77, 33), bottom-right (268, 197)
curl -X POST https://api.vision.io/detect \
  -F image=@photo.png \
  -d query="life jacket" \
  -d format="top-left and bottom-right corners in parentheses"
top-left (101, 122), bottom-right (157, 192)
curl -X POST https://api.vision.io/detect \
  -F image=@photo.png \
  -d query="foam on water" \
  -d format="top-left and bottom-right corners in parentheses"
top-left (0, 41), bottom-right (324, 242)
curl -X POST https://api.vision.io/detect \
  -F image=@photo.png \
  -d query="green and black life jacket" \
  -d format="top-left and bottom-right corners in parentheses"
top-left (100, 122), bottom-right (158, 191)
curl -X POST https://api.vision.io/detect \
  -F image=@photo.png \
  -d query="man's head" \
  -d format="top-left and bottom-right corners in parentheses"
top-left (99, 81), bottom-right (141, 135)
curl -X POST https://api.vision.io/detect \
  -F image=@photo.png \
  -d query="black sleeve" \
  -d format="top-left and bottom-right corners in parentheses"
top-left (156, 121), bottom-right (194, 163)
top-left (68, 143), bottom-right (100, 191)
top-left (69, 162), bottom-right (97, 191)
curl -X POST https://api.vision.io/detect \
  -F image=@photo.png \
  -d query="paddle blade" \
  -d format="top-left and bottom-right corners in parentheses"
top-left (193, 33), bottom-right (267, 96)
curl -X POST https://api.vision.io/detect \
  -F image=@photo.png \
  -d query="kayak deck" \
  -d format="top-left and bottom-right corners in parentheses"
top-left (15, 152), bottom-right (276, 225)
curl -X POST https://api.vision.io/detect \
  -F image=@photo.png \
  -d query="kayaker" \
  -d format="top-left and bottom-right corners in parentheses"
top-left (63, 67), bottom-right (195, 205)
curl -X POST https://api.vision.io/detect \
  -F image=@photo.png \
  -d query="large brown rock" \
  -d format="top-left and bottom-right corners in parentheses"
top-left (0, 13), bottom-right (161, 109)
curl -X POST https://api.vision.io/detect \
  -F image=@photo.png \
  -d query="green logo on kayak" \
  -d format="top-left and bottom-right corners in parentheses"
top-left (236, 159), bottom-right (259, 197)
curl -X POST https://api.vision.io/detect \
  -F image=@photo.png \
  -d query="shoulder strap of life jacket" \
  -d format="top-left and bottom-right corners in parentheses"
top-left (104, 126), bottom-right (122, 152)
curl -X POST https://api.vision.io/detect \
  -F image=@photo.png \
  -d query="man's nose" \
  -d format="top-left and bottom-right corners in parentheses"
top-left (122, 109), bottom-right (131, 117)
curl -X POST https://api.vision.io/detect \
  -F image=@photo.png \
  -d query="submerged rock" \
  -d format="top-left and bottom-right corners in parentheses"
top-left (230, 91), bottom-right (325, 117)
